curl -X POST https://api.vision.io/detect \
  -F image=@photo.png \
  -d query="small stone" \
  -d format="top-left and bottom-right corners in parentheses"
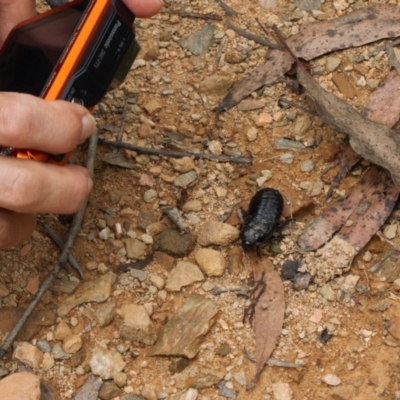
top-left (311, 181), bottom-right (324, 196)
top-left (301, 160), bottom-right (315, 172)
top-left (214, 187), bottom-right (227, 199)
top-left (150, 275), bottom-right (165, 290)
top-left (199, 74), bottom-right (233, 95)
top-left (237, 99), bottom-right (265, 111)
top-left (143, 189), bottom-right (158, 203)
top-left (0, 282), bottom-right (9, 297)
top-left (363, 251), bottom-right (372, 262)
top-left (198, 221), bottom-right (240, 246)
top-left (125, 238), bottom-right (147, 259)
top-left (280, 153), bottom-right (294, 164)
top-left (293, 272), bottom-right (311, 290)
top-left (208, 140), bottom-right (222, 155)
top-left (254, 112), bottom-right (273, 126)
top-left (139, 234), bottom-right (153, 245)
top-left (384, 224), bottom-right (397, 240)
top-left (144, 99), bottom-right (162, 115)
top-left (36, 340), bottom-right (51, 353)
top-left (165, 261), bottom-right (204, 291)
top-left (42, 352), bottom-right (55, 370)
top-left (294, 115), bottom-right (312, 137)
top-left (153, 229), bottom-right (196, 257)
top-left (179, 388), bottom-right (199, 400)
top-left (233, 371), bottom-right (247, 386)
top-left (322, 374), bottom-right (341, 386)
top-left (272, 382), bottom-right (293, 400)
top-left (174, 171), bottom-right (198, 188)
top-left (331, 386), bottom-right (355, 400)
top-left (171, 157), bottom-right (196, 173)
top-left (99, 227), bottom-right (111, 240)
top-left (309, 308), bottom-right (323, 324)
top-left (195, 248), bottom-right (225, 277)
top-left (326, 57), bottom-right (341, 72)
top-left (99, 381), bottom-right (120, 400)
top-left (0, 372), bottom-right (41, 400)
top-left (13, 342), bottom-right (43, 369)
top-left (113, 372), bottom-right (127, 387)
top-left (182, 200), bottom-right (202, 212)
top-left (26, 276), bottom-right (39, 295)
top-left (86, 261), bottom-right (98, 271)
top-left (89, 346), bottom-right (126, 380)
top-left (63, 334), bottom-right (82, 354)
top-left (274, 138), bottom-right (305, 150)
top-left (295, 0), bottom-right (322, 11)
top-left (246, 127), bottom-right (258, 142)
top-left (320, 284), bottom-right (336, 302)
top-left (54, 320), bottom-right (72, 341)
top-left (116, 304), bottom-right (157, 345)
top-left (52, 343), bottom-right (70, 360)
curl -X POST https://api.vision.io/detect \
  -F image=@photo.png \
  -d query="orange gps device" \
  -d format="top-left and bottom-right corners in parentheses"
top-left (0, 0), bottom-right (139, 164)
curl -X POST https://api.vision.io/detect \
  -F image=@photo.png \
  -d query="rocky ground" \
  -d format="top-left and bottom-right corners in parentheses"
top-left (2, 0), bottom-right (400, 399)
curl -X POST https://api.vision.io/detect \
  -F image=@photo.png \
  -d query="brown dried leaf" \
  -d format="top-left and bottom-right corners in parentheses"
top-left (216, 4), bottom-right (400, 111)
top-left (102, 152), bottom-right (132, 169)
top-left (250, 253), bottom-right (285, 383)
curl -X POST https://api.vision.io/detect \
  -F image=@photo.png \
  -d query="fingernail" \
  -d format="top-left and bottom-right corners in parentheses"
top-left (88, 176), bottom-right (93, 192)
top-left (81, 114), bottom-right (96, 140)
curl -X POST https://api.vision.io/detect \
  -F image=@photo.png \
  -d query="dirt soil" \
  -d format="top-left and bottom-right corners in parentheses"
top-left (2, 0), bottom-right (400, 399)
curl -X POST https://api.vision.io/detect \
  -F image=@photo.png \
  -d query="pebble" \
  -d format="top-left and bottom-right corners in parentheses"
top-left (208, 140), bottom-right (222, 155)
top-left (113, 372), bottom-right (127, 387)
top-left (117, 304), bottom-right (157, 345)
top-left (294, 115), bottom-right (312, 137)
top-left (125, 238), bottom-right (147, 259)
top-left (246, 127), bottom-right (258, 142)
top-left (301, 160), bottom-right (315, 172)
top-left (254, 112), bottom-right (273, 126)
top-left (295, 0), bottom-right (321, 10)
top-left (310, 181), bottom-right (324, 196)
top-left (174, 171), bottom-right (198, 188)
top-left (320, 284), bottom-right (336, 301)
top-left (54, 320), bottom-right (72, 340)
top-left (52, 343), bottom-right (71, 360)
top-left (293, 272), bottom-right (311, 291)
top-left (42, 352), bottom-right (55, 370)
top-left (322, 374), bottom-right (341, 386)
top-left (99, 381), bottom-right (120, 400)
top-left (143, 99), bottom-right (162, 115)
top-left (182, 200), bottom-right (202, 212)
top-left (384, 224), bottom-right (397, 240)
top-left (165, 261), bottom-right (204, 291)
top-left (179, 388), bottom-right (199, 400)
top-left (36, 339), bottom-right (51, 353)
top-left (0, 372), bottom-right (41, 400)
top-left (13, 342), bottom-right (43, 369)
top-left (214, 187), bottom-right (228, 199)
top-left (171, 157), bottom-right (196, 173)
top-left (195, 248), bottom-right (225, 277)
top-left (198, 221), bottom-right (240, 246)
top-left (150, 274), bottom-right (165, 290)
top-left (272, 382), bottom-right (293, 400)
top-left (199, 75), bottom-right (234, 96)
top-left (153, 229), bottom-right (196, 257)
top-left (143, 189), bottom-right (158, 203)
top-left (0, 282), bottom-right (9, 297)
top-left (309, 308), bottom-right (323, 324)
top-left (89, 346), bottom-right (126, 380)
top-left (280, 153), bottom-right (294, 164)
top-left (363, 251), bottom-right (372, 262)
top-left (62, 334), bottom-right (82, 354)
top-left (326, 57), bottom-right (341, 72)
top-left (233, 371), bottom-right (247, 386)
top-left (389, 316), bottom-right (400, 341)
top-left (99, 227), bottom-right (111, 240)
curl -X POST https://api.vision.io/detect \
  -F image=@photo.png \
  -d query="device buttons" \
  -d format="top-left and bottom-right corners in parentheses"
top-left (71, 97), bottom-right (84, 105)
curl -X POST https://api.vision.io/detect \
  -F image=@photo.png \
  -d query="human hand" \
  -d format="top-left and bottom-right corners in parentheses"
top-left (0, 0), bottom-right (163, 248)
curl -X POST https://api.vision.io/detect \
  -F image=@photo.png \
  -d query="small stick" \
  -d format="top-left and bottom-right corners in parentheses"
top-left (41, 222), bottom-right (85, 280)
top-left (0, 130), bottom-right (98, 358)
top-left (215, 0), bottom-right (237, 16)
top-left (216, 36), bottom-right (226, 64)
top-left (173, 10), bottom-right (222, 21)
top-left (225, 20), bottom-right (279, 48)
top-left (244, 347), bottom-right (304, 368)
top-left (255, 18), bottom-right (284, 50)
top-left (377, 230), bottom-right (400, 251)
top-left (99, 139), bottom-right (253, 164)
top-left (212, 287), bottom-right (248, 296)
top-left (355, 38), bottom-right (400, 63)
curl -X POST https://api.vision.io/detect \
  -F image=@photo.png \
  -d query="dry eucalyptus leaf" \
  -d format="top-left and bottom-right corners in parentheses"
top-left (250, 253), bottom-right (284, 384)
top-left (217, 4), bottom-right (400, 111)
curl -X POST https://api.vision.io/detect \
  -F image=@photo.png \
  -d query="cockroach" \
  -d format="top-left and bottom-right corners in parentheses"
top-left (240, 188), bottom-right (284, 249)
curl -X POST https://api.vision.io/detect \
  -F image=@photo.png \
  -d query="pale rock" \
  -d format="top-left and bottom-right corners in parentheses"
top-left (320, 284), bottom-right (336, 302)
top-left (95, 302), bottom-right (117, 327)
top-left (150, 275), bottom-right (165, 290)
top-left (208, 140), bottom-right (222, 155)
top-left (13, 342), bottom-right (43, 369)
top-left (254, 112), bottom-right (273, 126)
top-left (198, 221), bottom-right (240, 246)
top-left (116, 304), bottom-right (157, 345)
top-left (89, 346), bottom-right (126, 380)
top-left (195, 248), bottom-right (225, 277)
top-left (54, 320), bottom-right (72, 341)
top-left (309, 308), bottom-right (323, 324)
top-left (63, 334), bottom-right (82, 354)
top-left (170, 157), bottom-right (196, 173)
top-left (139, 234), bottom-right (153, 245)
top-left (214, 187), bottom-right (227, 199)
top-left (322, 374), bottom-right (341, 386)
top-left (179, 388), bottom-right (199, 400)
top-left (144, 99), bottom-right (162, 115)
top-left (0, 282), bottom-right (9, 297)
top-left (42, 352), bottom-right (55, 370)
top-left (246, 127), bottom-right (258, 142)
top-left (165, 261), bottom-right (204, 291)
top-left (182, 200), bottom-right (202, 212)
top-left (125, 238), bottom-right (147, 259)
top-left (272, 382), bottom-right (293, 400)
top-left (0, 372), bottom-right (41, 400)
top-left (294, 115), bottom-right (312, 137)
top-left (384, 224), bottom-right (397, 240)
top-left (326, 57), bottom-right (341, 72)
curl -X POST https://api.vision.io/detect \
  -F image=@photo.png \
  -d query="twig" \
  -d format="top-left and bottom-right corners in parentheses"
top-left (99, 139), bottom-right (253, 164)
top-left (355, 38), bottom-right (400, 63)
top-left (116, 96), bottom-right (131, 143)
top-left (214, 0), bottom-right (237, 16)
top-left (385, 41), bottom-right (400, 75)
top-left (41, 222), bottom-right (85, 280)
top-left (377, 231), bottom-right (400, 251)
top-left (216, 36), bottom-right (226, 64)
top-left (173, 10), bottom-right (222, 21)
top-left (212, 286), bottom-right (248, 296)
top-left (225, 20), bottom-right (280, 48)
top-left (0, 130), bottom-right (98, 358)
top-left (243, 272), bottom-right (266, 324)
top-left (255, 18), bottom-right (284, 50)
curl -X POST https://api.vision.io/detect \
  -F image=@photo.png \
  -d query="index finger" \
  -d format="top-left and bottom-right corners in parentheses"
top-left (0, 92), bottom-right (95, 153)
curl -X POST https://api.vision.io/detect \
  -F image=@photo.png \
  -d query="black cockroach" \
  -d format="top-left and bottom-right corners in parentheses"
top-left (240, 188), bottom-right (284, 249)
